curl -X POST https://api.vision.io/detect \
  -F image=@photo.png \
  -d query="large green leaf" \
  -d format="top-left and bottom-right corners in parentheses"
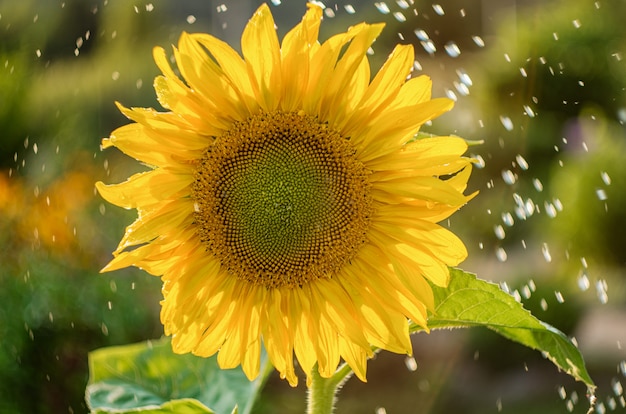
top-left (413, 268), bottom-right (595, 390)
top-left (86, 337), bottom-right (270, 414)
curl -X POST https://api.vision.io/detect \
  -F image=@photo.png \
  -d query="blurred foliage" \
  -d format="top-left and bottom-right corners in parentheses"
top-left (0, 0), bottom-right (624, 413)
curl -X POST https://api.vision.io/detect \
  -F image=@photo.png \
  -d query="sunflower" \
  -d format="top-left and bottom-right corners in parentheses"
top-left (96, 3), bottom-right (476, 386)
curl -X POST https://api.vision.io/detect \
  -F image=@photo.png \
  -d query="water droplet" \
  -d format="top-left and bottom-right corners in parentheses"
top-left (553, 198), bottom-right (563, 211)
top-left (344, 4), bottom-right (356, 13)
top-left (542, 243), bottom-right (552, 262)
top-left (523, 105), bottom-right (535, 118)
top-left (596, 279), bottom-right (608, 304)
top-left (612, 379), bottom-right (623, 397)
top-left (555, 291), bottom-right (565, 303)
top-left (35, 49), bottom-right (41, 58)
top-left (375, 2), bottom-right (391, 14)
top-left (494, 225), bottom-right (506, 240)
top-left (457, 69), bottom-right (473, 86)
top-left (601, 171), bottom-right (611, 185)
top-left (454, 81), bottom-right (470, 96)
top-left (581, 257), bottom-right (588, 268)
top-left (405, 356), bottom-right (418, 371)
top-left (544, 202), bottom-right (557, 218)
top-left (420, 40), bottom-right (437, 55)
top-left (596, 188), bottom-right (608, 201)
top-left (432, 4), bottom-right (444, 15)
top-left (393, 11), bottom-right (406, 22)
top-left (501, 212), bottom-right (514, 226)
top-left (572, 19), bottom-right (581, 28)
top-left (540, 298), bottom-right (548, 311)
top-left (533, 178), bottom-right (544, 192)
top-left (520, 67), bottom-right (528, 78)
top-left (472, 35), bottom-right (485, 47)
top-left (186, 15), bottom-right (196, 24)
top-left (500, 115), bottom-right (514, 131)
top-left (216, 4), bottom-right (227, 12)
top-left (375, 408), bottom-right (387, 414)
top-left (558, 385), bottom-right (567, 399)
top-left (414, 29), bottom-right (429, 41)
top-left (501, 169), bottom-right (516, 185)
top-left (444, 42), bottom-right (461, 57)
top-left (396, 0), bottom-right (409, 9)
top-left (472, 154), bottom-right (485, 168)
top-left (444, 88), bottom-right (457, 101)
top-left (496, 247), bottom-right (508, 262)
top-left (515, 154), bottom-right (528, 170)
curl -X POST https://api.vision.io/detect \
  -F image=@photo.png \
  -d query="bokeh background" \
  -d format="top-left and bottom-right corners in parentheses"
top-left (1, 0), bottom-right (624, 413)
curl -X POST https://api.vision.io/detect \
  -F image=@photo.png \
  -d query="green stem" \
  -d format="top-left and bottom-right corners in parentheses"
top-left (306, 363), bottom-right (354, 414)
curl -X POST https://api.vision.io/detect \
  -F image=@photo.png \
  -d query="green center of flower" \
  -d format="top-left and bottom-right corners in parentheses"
top-left (192, 111), bottom-right (372, 289)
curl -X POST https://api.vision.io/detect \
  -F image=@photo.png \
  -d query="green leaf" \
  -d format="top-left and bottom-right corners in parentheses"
top-left (412, 268), bottom-right (595, 390)
top-left (86, 337), bottom-right (271, 414)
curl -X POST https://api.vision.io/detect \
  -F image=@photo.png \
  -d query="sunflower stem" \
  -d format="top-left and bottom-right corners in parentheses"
top-left (306, 363), bottom-right (354, 414)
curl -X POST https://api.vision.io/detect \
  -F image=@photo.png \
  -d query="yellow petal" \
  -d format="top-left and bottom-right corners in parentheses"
top-left (280, 4), bottom-right (322, 111)
top-left (192, 33), bottom-right (259, 114)
top-left (241, 3), bottom-right (281, 111)
top-left (96, 169), bottom-right (192, 209)
top-left (176, 32), bottom-right (247, 122)
top-left (341, 44), bottom-right (414, 133)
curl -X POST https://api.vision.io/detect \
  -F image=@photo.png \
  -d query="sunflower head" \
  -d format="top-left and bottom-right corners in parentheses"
top-left (97, 2), bottom-right (476, 387)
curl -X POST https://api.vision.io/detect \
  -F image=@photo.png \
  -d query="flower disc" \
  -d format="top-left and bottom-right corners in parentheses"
top-left (193, 111), bottom-right (371, 289)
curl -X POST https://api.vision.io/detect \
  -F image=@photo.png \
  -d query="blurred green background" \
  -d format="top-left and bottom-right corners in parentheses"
top-left (1, 0), bottom-right (624, 413)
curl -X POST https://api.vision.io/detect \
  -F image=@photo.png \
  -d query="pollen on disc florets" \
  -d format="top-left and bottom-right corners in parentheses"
top-left (192, 111), bottom-right (372, 289)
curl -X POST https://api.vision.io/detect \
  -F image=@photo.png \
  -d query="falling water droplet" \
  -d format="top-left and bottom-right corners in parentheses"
top-left (544, 202), bottom-right (557, 218)
top-left (393, 11), bottom-right (406, 22)
top-left (444, 42), bottom-right (461, 57)
top-left (432, 4), bottom-right (444, 15)
top-left (542, 243), bottom-right (552, 262)
top-left (472, 35), bottom-right (485, 47)
top-left (523, 105), bottom-right (535, 118)
top-left (500, 115), bottom-right (514, 131)
top-left (555, 291), bottom-right (565, 303)
top-left (496, 247), bottom-right (508, 262)
top-left (375, 2), bottom-right (391, 14)
top-left (596, 279), bottom-right (608, 304)
top-left (420, 40), bottom-right (437, 55)
top-left (414, 29), bottom-right (429, 41)
top-left (501, 212), bottom-right (514, 226)
top-left (515, 154), bottom-right (529, 170)
top-left (457, 69), bottom-right (473, 86)
top-left (501, 169), bottom-right (517, 185)
top-left (596, 188), bottom-right (608, 201)
top-left (601, 171), bottom-right (611, 185)
top-left (533, 178), bottom-right (544, 192)
top-left (405, 356), bottom-right (418, 371)
top-left (494, 225), bottom-right (506, 240)
top-left (472, 154), bottom-right (485, 168)
top-left (577, 273), bottom-right (590, 291)
top-left (396, 0), bottom-right (410, 9)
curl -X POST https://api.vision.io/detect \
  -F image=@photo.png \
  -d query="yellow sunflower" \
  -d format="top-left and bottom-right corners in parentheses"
top-left (96, 3), bottom-right (476, 386)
